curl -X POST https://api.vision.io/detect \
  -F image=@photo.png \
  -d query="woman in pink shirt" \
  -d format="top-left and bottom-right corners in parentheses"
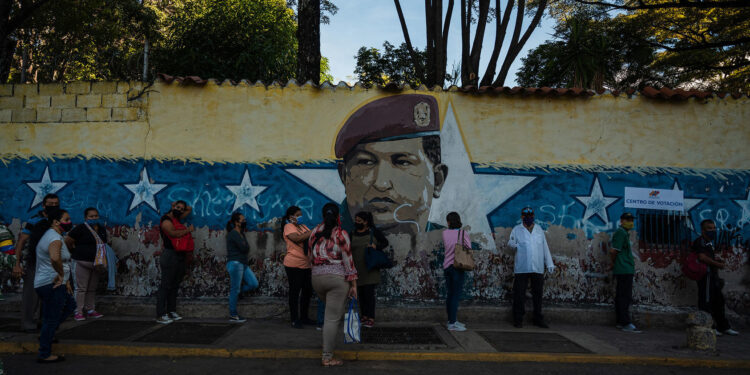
top-left (309, 203), bottom-right (357, 366)
top-left (442, 212), bottom-right (470, 332)
top-left (282, 206), bottom-right (313, 328)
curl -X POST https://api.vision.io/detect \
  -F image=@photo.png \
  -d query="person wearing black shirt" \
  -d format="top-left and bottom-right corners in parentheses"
top-left (693, 219), bottom-right (738, 336)
top-left (66, 207), bottom-right (107, 321)
top-left (225, 212), bottom-right (259, 323)
top-left (155, 201), bottom-right (194, 324)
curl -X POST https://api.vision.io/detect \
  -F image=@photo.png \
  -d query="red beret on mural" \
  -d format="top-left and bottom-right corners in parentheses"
top-left (334, 94), bottom-right (440, 158)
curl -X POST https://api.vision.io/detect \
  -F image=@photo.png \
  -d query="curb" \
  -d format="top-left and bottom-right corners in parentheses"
top-left (1, 342), bottom-right (749, 369)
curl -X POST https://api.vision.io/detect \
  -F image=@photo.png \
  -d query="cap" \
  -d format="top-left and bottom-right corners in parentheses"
top-left (620, 212), bottom-right (634, 220)
top-left (521, 207), bottom-right (534, 215)
top-left (335, 94), bottom-right (439, 158)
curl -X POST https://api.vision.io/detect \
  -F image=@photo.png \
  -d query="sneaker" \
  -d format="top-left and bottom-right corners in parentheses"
top-left (74, 313), bottom-right (86, 321)
top-left (722, 329), bottom-right (739, 336)
top-left (156, 314), bottom-right (173, 324)
top-left (715, 329), bottom-right (723, 336)
top-left (316, 324), bottom-right (323, 331)
top-left (621, 323), bottom-right (642, 333)
top-left (87, 310), bottom-right (104, 319)
top-left (229, 315), bottom-right (247, 323)
top-left (362, 318), bottom-right (374, 328)
top-left (447, 322), bottom-right (466, 332)
top-left (168, 312), bottom-right (183, 321)
top-left (452, 321), bottom-right (466, 329)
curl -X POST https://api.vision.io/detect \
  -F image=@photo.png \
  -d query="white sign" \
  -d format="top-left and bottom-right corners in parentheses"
top-left (624, 187), bottom-right (684, 211)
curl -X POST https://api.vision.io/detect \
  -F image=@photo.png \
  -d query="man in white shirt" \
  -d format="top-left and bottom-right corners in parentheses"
top-left (508, 207), bottom-right (555, 328)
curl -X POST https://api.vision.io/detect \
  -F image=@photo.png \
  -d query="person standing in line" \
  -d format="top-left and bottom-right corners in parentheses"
top-left (442, 212), bottom-right (470, 332)
top-left (65, 207), bottom-right (107, 321)
top-left (693, 219), bottom-right (739, 336)
top-left (34, 208), bottom-right (76, 363)
top-left (155, 200), bottom-right (194, 324)
top-left (609, 212), bottom-right (641, 333)
top-left (12, 194), bottom-right (60, 332)
top-left (225, 212), bottom-right (259, 323)
top-left (350, 211), bottom-right (388, 328)
top-left (309, 203), bottom-right (357, 367)
top-left (282, 206), bottom-right (314, 328)
top-left (508, 207), bottom-right (554, 328)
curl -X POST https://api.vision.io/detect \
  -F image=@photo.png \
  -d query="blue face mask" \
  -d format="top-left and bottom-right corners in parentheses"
top-left (295, 216), bottom-right (303, 225)
top-left (705, 230), bottom-right (717, 241)
top-left (86, 219), bottom-right (101, 226)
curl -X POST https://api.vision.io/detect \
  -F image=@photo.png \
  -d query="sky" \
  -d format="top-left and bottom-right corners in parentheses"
top-left (320, 1), bottom-right (556, 86)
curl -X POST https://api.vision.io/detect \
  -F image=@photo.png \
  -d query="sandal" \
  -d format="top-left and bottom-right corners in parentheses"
top-left (321, 357), bottom-right (343, 367)
top-left (37, 355), bottom-right (65, 364)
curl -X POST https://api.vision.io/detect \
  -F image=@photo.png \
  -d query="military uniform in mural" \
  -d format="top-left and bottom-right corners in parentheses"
top-left (335, 94), bottom-right (447, 236)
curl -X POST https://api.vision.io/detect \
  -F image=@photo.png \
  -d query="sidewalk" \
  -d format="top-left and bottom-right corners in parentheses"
top-left (1, 306), bottom-right (749, 369)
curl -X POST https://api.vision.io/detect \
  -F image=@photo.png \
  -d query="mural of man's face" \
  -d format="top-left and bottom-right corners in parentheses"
top-left (338, 137), bottom-right (447, 236)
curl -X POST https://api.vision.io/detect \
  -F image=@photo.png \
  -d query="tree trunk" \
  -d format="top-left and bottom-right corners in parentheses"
top-left (494, 0), bottom-right (546, 86)
top-left (480, 0), bottom-right (513, 86)
top-left (466, 0), bottom-right (490, 87)
top-left (296, 0), bottom-right (321, 84)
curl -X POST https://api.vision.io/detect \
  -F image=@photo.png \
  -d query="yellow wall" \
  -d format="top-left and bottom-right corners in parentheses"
top-left (1, 80), bottom-right (748, 170)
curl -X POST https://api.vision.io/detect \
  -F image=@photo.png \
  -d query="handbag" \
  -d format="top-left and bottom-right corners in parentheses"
top-left (169, 217), bottom-right (195, 252)
top-left (365, 230), bottom-right (393, 270)
top-left (453, 229), bottom-right (475, 271)
top-left (343, 298), bottom-right (361, 344)
top-left (682, 251), bottom-right (707, 281)
top-left (84, 223), bottom-right (108, 270)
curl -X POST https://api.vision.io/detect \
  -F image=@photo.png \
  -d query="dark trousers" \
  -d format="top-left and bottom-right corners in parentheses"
top-left (445, 266), bottom-right (465, 324)
top-left (156, 249), bottom-right (186, 317)
top-left (358, 284), bottom-right (377, 319)
top-left (615, 274), bottom-right (633, 326)
top-left (35, 283), bottom-right (76, 359)
top-left (285, 266), bottom-right (312, 322)
top-left (22, 260), bottom-right (40, 331)
top-left (513, 272), bottom-right (544, 324)
top-left (697, 273), bottom-right (731, 332)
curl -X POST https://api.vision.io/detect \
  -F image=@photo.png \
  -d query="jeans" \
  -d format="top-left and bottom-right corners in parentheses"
top-left (285, 266), bottom-right (312, 322)
top-left (513, 272), bottom-right (544, 324)
top-left (358, 284), bottom-right (377, 319)
top-left (697, 273), bottom-right (730, 331)
top-left (35, 283), bottom-right (76, 359)
top-left (444, 266), bottom-right (465, 324)
top-left (615, 274), bottom-right (633, 326)
top-left (227, 261), bottom-right (259, 316)
top-left (156, 249), bottom-right (186, 317)
top-left (316, 297), bottom-right (325, 326)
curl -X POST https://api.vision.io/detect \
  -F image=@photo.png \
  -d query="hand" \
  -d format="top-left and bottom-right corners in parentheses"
top-left (171, 201), bottom-right (177, 209)
top-left (12, 263), bottom-right (24, 279)
top-left (53, 273), bottom-right (63, 288)
top-left (66, 280), bottom-right (73, 295)
top-left (348, 285), bottom-right (358, 299)
top-left (188, 225), bottom-right (195, 232)
top-left (367, 243), bottom-right (376, 249)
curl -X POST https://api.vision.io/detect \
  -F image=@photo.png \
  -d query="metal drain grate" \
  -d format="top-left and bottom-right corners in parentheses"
top-left (135, 322), bottom-right (239, 345)
top-left (58, 320), bottom-right (156, 341)
top-left (361, 326), bottom-right (443, 345)
top-left (477, 331), bottom-right (591, 353)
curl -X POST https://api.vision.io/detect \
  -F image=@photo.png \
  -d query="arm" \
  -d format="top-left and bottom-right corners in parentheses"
top-left (372, 228), bottom-right (389, 251)
top-left (543, 235), bottom-right (554, 271)
top-left (64, 235), bottom-right (75, 249)
top-left (11, 232), bottom-right (29, 278)
top-left (285, 225), bottom-right (311, 242)
top-left (160, 220), bottom-right (191, 238)
top-left (698, 253), bottom-right (725, 269)
top-left (339, 230), bottom-right (358, 282)
top-left (507, 227), bottom-right (519, 249)
top-left (48, 240), bottom-right (65, 288)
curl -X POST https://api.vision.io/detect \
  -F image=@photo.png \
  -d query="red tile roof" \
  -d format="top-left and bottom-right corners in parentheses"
top-left (157, 74), bottom-right (746, 100)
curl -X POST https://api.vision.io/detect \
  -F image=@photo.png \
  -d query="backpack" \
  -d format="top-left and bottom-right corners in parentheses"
top-left (0, 223), bottom-right (14, 254)
top-left (682, 251), bottom-right (708, 280)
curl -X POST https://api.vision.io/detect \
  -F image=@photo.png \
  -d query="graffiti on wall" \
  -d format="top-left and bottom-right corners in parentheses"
top-left (1, 94), bottom-right (748, 310)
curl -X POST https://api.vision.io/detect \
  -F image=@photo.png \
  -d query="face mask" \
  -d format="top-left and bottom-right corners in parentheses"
top-left (44, 205), bottom-right (58, 217)
top-left (60, 222), bottom-right (73, 233)
top-left (355, 222), bottom-right (365, 231)
top-left (86, 219), bottom-right (100, 226)
top-left (294, 216), bottom-right (303, 225)
top-left (705, 230), bottom-right (717, 241)
top-left (522, 216), bottom-right (534, 226)
top-left (172, 209), bottom-right (183, 218)
top-left (622, 222), bottom-right (634, 230)
top-left (239, 221), bottom-right (247, 231)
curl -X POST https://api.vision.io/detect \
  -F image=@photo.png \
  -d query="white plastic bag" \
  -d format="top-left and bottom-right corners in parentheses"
top-left (343, 298), bottom-right (361, 344)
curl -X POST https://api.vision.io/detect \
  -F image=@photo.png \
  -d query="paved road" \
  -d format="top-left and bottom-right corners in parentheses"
top-left (1, 355), bottom-right (742, 375)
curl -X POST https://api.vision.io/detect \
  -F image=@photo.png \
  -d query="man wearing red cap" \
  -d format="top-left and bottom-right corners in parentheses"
top-left (335, 94), bottom-right (448, 237)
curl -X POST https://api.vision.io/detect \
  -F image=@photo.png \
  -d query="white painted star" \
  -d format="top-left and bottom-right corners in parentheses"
top-left (286, 103), bottom-right (536, 249)
top-left (575, 177), bottom-right (618, 223)
top-left (673, 181), bottom-right (703, 214)
top-left (734, 190), bottom-right (750, 227)
top-left (226, 169), bottom-right (267, 212)
top-left (26, 166), bottom-right (67, 209)
top-left (124, 167), bottom-right (167, 212)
